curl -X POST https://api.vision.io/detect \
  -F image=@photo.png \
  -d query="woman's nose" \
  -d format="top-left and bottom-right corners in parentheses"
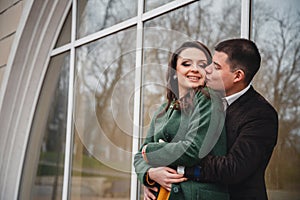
top-left (191, 63), bottom-right (200, 71)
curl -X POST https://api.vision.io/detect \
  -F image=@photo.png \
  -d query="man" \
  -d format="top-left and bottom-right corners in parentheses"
top-left (144, 38), bottom-right (278, 200)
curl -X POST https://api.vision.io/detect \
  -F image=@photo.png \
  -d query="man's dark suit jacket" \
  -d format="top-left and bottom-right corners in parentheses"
top-left (192, 86), bottom-right (278, 200)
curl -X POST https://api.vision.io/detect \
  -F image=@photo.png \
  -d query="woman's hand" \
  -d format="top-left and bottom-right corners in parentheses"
top-left (148, 167), bottom-right (187, 191)
top-left (144, 186), bottom-right (158, 200)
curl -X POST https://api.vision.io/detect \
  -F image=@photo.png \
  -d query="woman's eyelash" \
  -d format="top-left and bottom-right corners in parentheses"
top-left (182, 63), bottom-right (207, 68)
top-left (182, 62), bottom-right (191, 66)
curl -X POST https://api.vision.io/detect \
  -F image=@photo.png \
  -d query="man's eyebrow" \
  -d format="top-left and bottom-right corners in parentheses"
top-left (213, 61), bottom-right (221, 67)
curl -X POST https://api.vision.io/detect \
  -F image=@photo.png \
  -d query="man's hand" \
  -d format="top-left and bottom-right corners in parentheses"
top-left (144, 186), bottom-right (158, 200)
top-left (148, 167), bottom-right (187, 191)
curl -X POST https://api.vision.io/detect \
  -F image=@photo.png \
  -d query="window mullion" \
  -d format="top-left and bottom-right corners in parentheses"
top-left (241, 0), bottom-right (252, 39)
top-left (62, 0), bottom-right (77, 200)
top-left (130, 0), bottom-right (144, 199)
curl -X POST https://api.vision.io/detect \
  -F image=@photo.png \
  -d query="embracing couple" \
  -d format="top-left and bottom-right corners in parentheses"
top-left (134, 39), bottom-right (278, 200)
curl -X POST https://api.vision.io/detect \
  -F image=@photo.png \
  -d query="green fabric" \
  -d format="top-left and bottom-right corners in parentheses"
top-left (134, 88), bottom-right (229, 199)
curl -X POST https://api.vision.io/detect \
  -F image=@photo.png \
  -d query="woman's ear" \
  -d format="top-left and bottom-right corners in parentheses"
top-left (233, 69), bottom-right (245, 83)
top-left (173, 73), bottom-right (178, 80)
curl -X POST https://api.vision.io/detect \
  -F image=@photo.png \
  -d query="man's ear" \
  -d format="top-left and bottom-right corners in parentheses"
top-left (233, 69), bottom-right (245, 83)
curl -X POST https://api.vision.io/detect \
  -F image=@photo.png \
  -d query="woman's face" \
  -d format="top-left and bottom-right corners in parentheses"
top-left (176, 47), bottom-right (208, 98)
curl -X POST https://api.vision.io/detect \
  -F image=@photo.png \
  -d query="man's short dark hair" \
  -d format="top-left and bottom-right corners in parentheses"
top-left (215, 38), bottom-right (261, 85)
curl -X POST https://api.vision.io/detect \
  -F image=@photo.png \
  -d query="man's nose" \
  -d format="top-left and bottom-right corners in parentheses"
top-left (205, 64), bottom-right (212, 73)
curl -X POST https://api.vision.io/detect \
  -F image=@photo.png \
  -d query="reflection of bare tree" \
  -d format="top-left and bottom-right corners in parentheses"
top-left (78, 0), bottom-right (136, 37)
top-left (253, 5), bottom-right (300, 189)
top-left (95, 39), bottom-right (127, 149)
top-left (76, 28), bottom-right (136, 167)
top-left (75, 0), bottom-right (140, 168)
top-left (145, 0), bottom-right (240, 50)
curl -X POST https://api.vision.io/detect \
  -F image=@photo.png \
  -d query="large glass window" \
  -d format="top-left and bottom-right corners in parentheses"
top-left (252, 0), bottom-right (300, 199)
top-left (71, 27), bottom-right (136, 199)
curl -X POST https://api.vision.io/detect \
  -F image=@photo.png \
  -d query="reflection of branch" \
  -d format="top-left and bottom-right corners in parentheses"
top-left (267, 14), bottom-right (300, 114)
top-left (253, 8), bottom-right (300, 165)
top-left (101, 0), bottom-right (114, 29)
top-left (95, 32), bottom-right (125, 108)
top-left (281, 44), bottom-right (300, 93)
top-left (272, 19), bottom-right (285, 109)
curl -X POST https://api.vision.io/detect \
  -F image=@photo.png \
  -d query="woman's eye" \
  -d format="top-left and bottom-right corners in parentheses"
top-left (182, 62), bottom-right (191, 67)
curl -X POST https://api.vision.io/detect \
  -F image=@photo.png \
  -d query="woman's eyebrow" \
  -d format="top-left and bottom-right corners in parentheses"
top-left (180, 57), bottom-right (207, 62)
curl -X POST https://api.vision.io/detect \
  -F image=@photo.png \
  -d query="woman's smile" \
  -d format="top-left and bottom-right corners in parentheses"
top-left (187, 75), bottom-right (202, 82)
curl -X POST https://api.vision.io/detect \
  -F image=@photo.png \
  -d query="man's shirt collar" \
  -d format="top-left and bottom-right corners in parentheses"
top-left (225, 84), bottom-right (251, 106)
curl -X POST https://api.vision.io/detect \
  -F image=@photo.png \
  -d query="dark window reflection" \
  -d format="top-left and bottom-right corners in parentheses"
top-left (28, 52), bottom-right (70, 200)
top-left (77, 0), bottom-right (137, 38)
top-left (253, 0), bottom-right (300, 199)
top-left (55, 8), bottom-right (71, 48)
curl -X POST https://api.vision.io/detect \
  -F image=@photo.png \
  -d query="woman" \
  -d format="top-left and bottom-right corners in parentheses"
top-left (134, 41), bottom-right (228, 200)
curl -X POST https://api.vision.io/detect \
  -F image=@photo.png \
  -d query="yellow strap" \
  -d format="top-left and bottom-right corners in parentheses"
top-left (157, 187), bottom-right (170, 200)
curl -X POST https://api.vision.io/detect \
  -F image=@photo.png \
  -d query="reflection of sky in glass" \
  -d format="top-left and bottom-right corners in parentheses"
top-left (77, 0), bottom-right (137, 38)
top-left (145, 0), bottom-right (174, 11)
top-left (254, 0), bottom-right (300, 64)
top-left (265, 0), bottom-right (300, 12)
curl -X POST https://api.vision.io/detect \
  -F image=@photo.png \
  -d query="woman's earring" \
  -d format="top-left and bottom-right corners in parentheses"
top-left (173, 75), bottom-right (177, 80)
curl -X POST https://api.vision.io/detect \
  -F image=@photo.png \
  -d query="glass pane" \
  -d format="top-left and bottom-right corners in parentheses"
top-left (77, 0), bottom-right (137, 38)
top-left (145, 0), bottom-right (174, 11)
top-left (55, 8), bottom-right (71, 48)
top-left (140, 0), bottom-right (241, 198)
top-left (252, 0), bottom-right (300, 199)
top-left (29, 52), bottom-right (70, 199)
top-left (72, 27), bottom-right (136, 199)
top-left (144, 0), bottom-right (241, 60)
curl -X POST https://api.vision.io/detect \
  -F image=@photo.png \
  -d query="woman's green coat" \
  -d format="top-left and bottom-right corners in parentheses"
top-left (134, 89), bottom-right (229, 200)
